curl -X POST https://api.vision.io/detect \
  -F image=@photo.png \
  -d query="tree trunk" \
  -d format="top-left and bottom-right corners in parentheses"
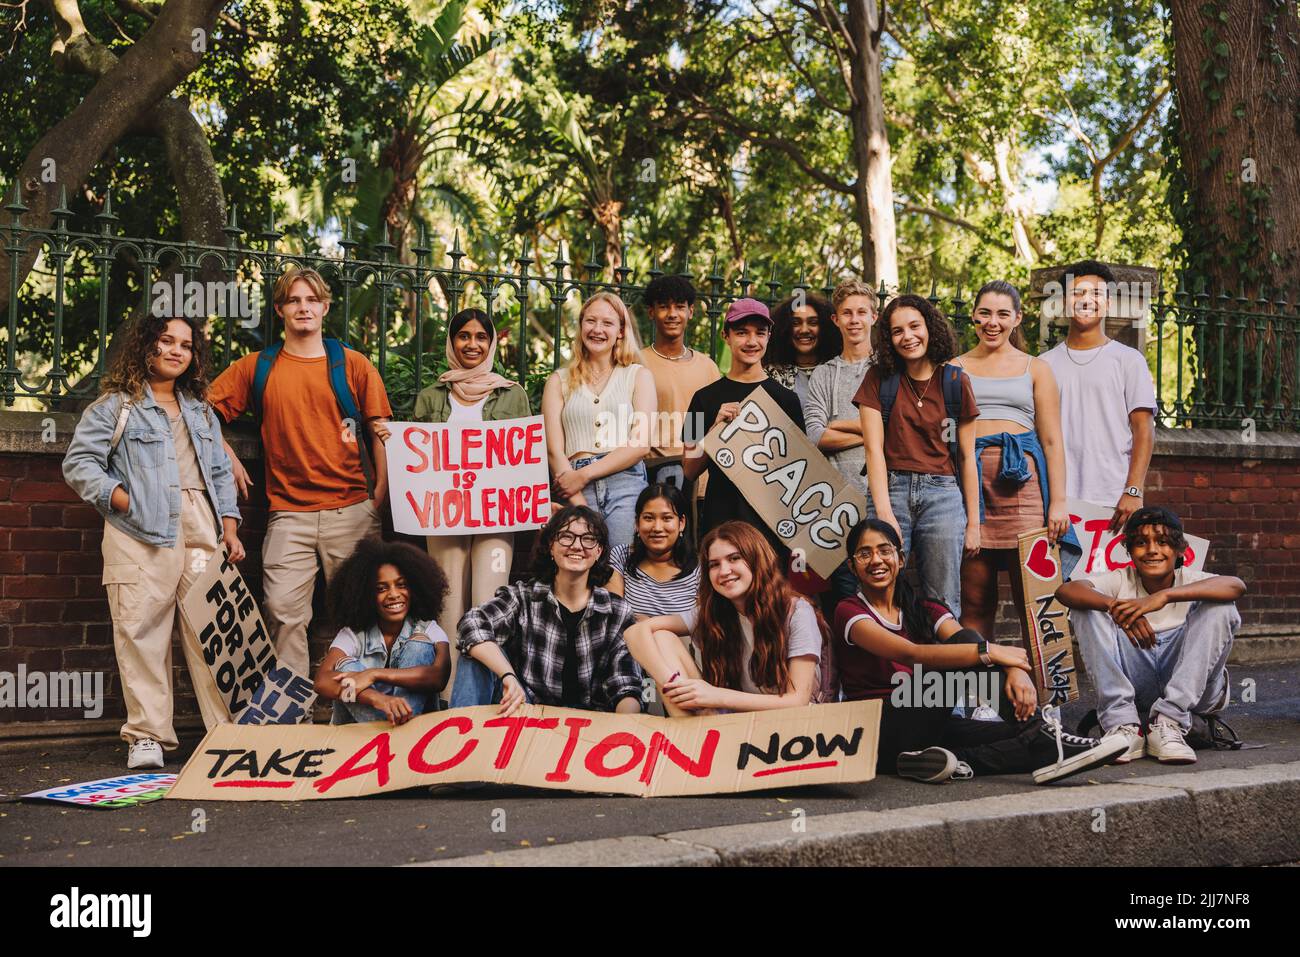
top-left (592, 198), bottom-right (623, 278)
top-left (845, 0), bottom-right (898, 286)
top-left (1169, 0), bottom-right (1300, 420)
top-left (0, 0), bottom-right (230, 311)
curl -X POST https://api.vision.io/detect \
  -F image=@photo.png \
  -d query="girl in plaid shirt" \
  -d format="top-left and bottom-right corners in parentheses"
top-left (452, 506), bottom-right (644, 715)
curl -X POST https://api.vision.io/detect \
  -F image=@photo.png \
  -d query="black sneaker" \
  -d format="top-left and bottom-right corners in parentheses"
top-left (897, 747), bottom-right (973, 784)
top-left (1031, 707), bottom-right (1130, 784)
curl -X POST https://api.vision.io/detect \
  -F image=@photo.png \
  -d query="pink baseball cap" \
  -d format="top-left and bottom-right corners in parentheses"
top-left (724, 297), bottom-right (772, 328)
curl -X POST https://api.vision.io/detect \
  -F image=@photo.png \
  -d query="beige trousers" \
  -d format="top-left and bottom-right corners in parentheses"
top-left (102, 489), bottom-right (229, 749)
top-left (261, 498), bottom-right (380, 677)
top-left (425, 531), bottom-right (513, 689)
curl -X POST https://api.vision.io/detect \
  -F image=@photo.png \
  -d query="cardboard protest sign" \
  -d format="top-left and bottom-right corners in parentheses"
top-left (1017, 528), bottom-right (1079, 705)
top-left (1067, 498), bottom-right (1208, 579)
top-left (166, 700), bottom-right (881, 801)
top-left (23, 773), bottom-right (176, 809)
top-left (386, 416), bottom-right (551, 536)
top-left (700, 388), bottom-right (869, 578)
top-left (180, 556), bottom-right (316, 724)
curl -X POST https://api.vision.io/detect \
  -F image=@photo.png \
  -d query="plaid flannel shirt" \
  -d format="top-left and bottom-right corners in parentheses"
top-left (457, 580), bottom-right (644, 711)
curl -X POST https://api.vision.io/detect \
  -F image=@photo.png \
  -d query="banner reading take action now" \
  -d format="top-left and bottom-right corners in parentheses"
top-left (166, 700), bottom-right (881, 800)
top-left (386, 416), bottom-right (551, 536)
top-left (700, 387), bottom-right (869, 579)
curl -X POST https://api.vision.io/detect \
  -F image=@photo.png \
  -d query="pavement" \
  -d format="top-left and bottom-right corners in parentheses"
top-left (1, 660), bottom-right (1296, 867)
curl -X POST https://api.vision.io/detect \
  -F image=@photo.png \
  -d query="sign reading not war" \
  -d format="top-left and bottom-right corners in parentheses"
top-left (386, 416), bottom-right (551, 536)
top-left (700, 388), bottom-right (869, 578)
top-left (1017, 528), bottom-right (1080, 705)
top-left (166, 700), bottom-right (881, 800)
top-left (180, 555), bottom-right (317, 724)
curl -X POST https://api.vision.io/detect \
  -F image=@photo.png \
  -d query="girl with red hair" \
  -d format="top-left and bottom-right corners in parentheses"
top-left (622, 520), bottom-right (826, 714)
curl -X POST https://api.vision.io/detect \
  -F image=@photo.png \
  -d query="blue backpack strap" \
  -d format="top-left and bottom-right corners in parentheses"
top-left (878, 373), bottom-right (900, 428)
top-left (323, 338), bottom-right (362, 422)
top-left (323, 338), bottom-right (375, 495)
top-left (250, 341), bottom-right (283, 423)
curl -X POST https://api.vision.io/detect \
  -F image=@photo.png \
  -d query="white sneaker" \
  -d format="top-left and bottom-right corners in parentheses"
top-left (1146, 715), bottom-right (1197, 764)
top-left (127, 738), bottom-right (165, 770)
top-left (897, 747), bottom-right (965, 783)
top-left (1103, 723), bottom-right (1146, 764)
top-left (969, 705), bottom-right (1002, 722)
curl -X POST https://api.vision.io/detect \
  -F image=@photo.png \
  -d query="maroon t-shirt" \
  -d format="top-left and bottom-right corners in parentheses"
top-left (832, 593), bottom-right (954, 700)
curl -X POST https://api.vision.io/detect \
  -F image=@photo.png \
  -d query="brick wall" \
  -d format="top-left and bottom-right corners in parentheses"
top-left (1, 414), bottom-right (1296, 731)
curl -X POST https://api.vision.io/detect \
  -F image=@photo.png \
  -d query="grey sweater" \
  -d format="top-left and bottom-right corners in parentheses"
top-left (805, 355), bottom-right (873, 495)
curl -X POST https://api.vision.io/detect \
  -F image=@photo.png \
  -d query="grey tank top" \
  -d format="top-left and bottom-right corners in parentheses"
top-left (964, 357), bottom-right (1036, 430)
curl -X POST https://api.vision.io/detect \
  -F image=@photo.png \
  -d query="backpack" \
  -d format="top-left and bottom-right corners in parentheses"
top-left (878, 363), bottom-right (966, 485)
top-left (250, 337), bottom-right (375, 494)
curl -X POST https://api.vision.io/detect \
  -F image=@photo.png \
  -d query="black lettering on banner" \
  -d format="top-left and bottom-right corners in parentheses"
top-left (1045, 649), bottom-right (1074, 704)
top-left (737, 727), bottom-right (864, 769)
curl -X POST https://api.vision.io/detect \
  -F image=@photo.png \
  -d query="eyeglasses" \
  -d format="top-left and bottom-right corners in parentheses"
top-left (554, 532), bottom-right (601, 550)
top-left (852, 545), bottom-right (898, 563)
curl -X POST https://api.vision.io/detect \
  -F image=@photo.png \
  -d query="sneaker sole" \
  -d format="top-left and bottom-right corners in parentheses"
top-left (1032, 736), bottom-right (1130, 785)
top-left (1112, 738), bottom-right (1145, 764)
top-left (897, 747), bottom-right (958, 783)
top-left (1148, 749), bottom-right (1197, 765)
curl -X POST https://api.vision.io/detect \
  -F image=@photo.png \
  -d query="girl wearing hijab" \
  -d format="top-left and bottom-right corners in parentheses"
top-left (414, 307), bottom-right (531, 689)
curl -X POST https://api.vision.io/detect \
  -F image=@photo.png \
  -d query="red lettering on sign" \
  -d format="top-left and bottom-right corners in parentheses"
top-left (1081, 519), bottom-right (1110, 573)
top-left (1103, 533), bottom-right (1132, 571)
top-left (485, 426), bottom-right (507, 469)
top-left (531, 483), bottom-right (550, 525)
top-left (483, 716), bottom-right (560, 770)
top-left (638, 729), bottom-right (720, 785)
top-left (524, 422), bottom-right (544, 464)
top-left (407, 716), bottom-right (479, 774)
top-left (313, 733), bottom-right (394, 794)
top-left (406, 490), bottom-right (435, 529)
top-left (403, 427), bottom-right (431, 474)
top-left (584, 732), bottom-right (646, 778)
top-left (462, 428), bottom-right (483, 470)
top-left (545, 717), bottom-right (593, 782)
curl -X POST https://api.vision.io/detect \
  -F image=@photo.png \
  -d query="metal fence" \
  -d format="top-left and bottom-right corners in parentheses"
top-left (3, 193), bottom-right (1298, 430)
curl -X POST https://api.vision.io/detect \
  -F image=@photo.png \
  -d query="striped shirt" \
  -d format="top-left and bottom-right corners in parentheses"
top-left (610, 544), bottom-right (700, 618)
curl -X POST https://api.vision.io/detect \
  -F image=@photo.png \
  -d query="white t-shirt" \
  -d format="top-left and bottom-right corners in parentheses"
top-left (1040, 339), bottom-right (1156, 507)
top-left (679, 598), bottom-right (821, 694)
top-left (446, 395), bottom-right (487, 425)
top-left (1082, 566), bottom-right (1215, 632)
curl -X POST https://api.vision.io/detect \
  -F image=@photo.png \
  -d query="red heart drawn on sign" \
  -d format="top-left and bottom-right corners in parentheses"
top-left (1025, 536), bottom-right (1058, 582)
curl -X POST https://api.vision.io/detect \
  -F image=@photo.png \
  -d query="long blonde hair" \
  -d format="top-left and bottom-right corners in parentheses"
top-left (562, 291), bottom-right (640, 397)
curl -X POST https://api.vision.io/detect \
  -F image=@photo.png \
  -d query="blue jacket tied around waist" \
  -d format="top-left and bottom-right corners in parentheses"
top-left (974, 429), bottom-right (1081, 580)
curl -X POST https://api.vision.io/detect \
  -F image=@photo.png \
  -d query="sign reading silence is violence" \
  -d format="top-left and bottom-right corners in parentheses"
top-left (700, 387), bottom-right (869, 579)
top-left (386, 416), bottom-right (551, 535)
top-left (166, 701), bottom-right (881, 799)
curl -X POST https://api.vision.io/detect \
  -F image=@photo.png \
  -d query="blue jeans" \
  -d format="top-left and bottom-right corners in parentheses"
top-left (872, 471), bottom-right (965, 617)
top-left (450, 655), bottom-right (537, 708)
top-left (331, 636), bottom-right (439, 724)
top-left (571, 455), bottom-right (647, 549)
top-left (1071, 601), bottom-right (1238, 732)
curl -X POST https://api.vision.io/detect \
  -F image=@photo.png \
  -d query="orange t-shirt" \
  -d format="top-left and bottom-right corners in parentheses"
top-left (209, 348), bottom-right (392, 512)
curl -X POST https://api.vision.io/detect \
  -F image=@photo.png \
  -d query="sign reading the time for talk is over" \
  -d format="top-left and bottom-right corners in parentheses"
top-left (386, 416), bottom-right (551, 536)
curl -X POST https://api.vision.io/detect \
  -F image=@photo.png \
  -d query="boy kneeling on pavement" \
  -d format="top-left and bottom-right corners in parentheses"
top-left (1056, 506), bottom-right (1244, 765)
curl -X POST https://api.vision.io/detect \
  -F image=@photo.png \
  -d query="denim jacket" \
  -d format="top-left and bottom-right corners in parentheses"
top-left (63, 386), bottom-right (241, 547)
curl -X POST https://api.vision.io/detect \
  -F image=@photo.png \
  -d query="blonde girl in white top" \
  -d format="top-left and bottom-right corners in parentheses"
top-left (542, 292), bottom-right (657, 546)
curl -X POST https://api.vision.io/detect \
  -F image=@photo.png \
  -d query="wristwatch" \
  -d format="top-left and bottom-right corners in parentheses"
top-left (976, 639), bottom-right (992, 667)
top-left (1125, 485), bottom-right (1142, 498)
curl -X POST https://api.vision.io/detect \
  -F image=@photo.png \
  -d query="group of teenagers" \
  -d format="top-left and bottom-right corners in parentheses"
top-left (62, 259), bottom-right (1245, 789)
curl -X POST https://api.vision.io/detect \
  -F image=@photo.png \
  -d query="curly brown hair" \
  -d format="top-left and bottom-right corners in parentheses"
top-left (870, 294), bottom-right (960, 377)
top-left (327, 537), bottom-right (450, 633)
top-left (99, 313), bottom-right (213, 401)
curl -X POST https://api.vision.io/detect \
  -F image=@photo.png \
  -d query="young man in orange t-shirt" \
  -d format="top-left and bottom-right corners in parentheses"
top-left (210, 267), bottom-right (392, 679)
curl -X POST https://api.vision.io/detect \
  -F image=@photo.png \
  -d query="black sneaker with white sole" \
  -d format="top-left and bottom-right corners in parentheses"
top-left (897, 746), bottom-right (972, 784)
top-left (1030, 707), bottom-right (1131, 785)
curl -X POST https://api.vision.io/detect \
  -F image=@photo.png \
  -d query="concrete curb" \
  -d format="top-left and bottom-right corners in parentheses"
top-left (410, 760), bottom-right (1300, 867)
